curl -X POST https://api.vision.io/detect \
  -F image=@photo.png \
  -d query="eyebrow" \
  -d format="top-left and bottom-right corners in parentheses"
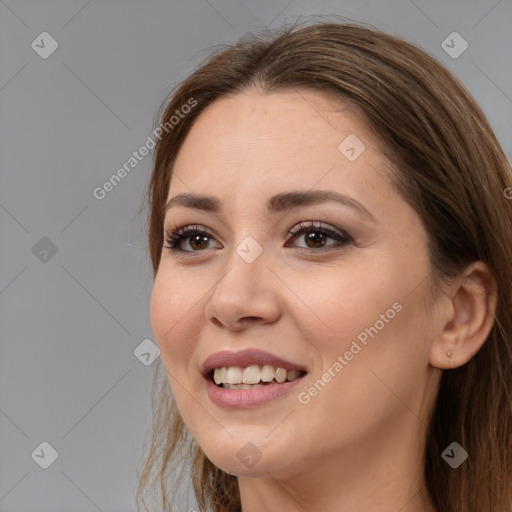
top-left (164, 190), bottom-right (377, 223)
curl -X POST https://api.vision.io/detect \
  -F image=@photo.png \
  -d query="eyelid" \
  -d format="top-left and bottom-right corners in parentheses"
top-left (285, 221), bottom-right (352, 251)
top-left (287, 220), bottom-right (351, 239)
top-left (164, 220), bottom-right (353, 255)
top-left (164, 224), bottom-right (219, 251)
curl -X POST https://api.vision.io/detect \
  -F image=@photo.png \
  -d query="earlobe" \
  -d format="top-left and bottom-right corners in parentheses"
top-left (430, 334), bottom-right (457, 370)
top-left (429, 261), bottom-right (498, 370)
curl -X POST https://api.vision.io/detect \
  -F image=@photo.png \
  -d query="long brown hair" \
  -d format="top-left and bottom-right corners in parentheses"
top-left (136, 19), bottom-right (512, 512)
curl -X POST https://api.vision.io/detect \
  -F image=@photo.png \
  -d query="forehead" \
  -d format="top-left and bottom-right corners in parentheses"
top-left (177, 90), bottom-right (371, 154)
top-left (169, 89), bottom-right (392, 197)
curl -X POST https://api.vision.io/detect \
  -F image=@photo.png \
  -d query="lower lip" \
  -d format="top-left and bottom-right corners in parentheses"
top-left (204, 376), bottom-right (305, 409)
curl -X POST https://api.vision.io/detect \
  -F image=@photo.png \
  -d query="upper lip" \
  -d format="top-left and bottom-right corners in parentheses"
top-left (201, 348), bottom-right (307, 379)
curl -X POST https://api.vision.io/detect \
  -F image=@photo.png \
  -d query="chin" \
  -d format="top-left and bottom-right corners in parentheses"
top-left (196, 432), bottom-right (299, 479)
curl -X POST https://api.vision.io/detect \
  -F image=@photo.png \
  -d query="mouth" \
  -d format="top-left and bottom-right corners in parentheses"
top-left (209, 365), bottom-right (306, 389)
top-left (201, 349), bottom-right (308, 408)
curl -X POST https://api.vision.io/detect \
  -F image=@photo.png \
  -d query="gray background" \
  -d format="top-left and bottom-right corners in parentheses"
top-left (0, 1), bottom-right (511, 511)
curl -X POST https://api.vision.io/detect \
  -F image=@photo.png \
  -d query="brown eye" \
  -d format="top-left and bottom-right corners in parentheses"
top-left (186, 234), bottom-right (211, 250)
top-left (302, 231), bottom-right (329, 249)
top-left (164, 226), bottom-right (219, 252)
top-left (288, 221), bottom-right (352, 252)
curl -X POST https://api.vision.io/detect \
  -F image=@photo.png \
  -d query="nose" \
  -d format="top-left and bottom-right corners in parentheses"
top-left (204, 246), bottom-right (282, 331)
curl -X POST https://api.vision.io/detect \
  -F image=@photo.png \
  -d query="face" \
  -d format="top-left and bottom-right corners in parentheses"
top-left (150, 89), bottom-right (443, 480)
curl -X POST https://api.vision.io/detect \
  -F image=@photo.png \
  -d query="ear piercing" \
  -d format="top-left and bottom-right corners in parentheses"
top-left (446, 349), bottom-right (453, 358)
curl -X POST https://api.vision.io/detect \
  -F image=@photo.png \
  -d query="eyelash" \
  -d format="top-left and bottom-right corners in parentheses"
top-left (163, 221), bottom-right (352, 255)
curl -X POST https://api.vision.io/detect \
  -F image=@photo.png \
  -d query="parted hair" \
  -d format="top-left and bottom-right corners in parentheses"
top-left (136, 19), bottom-right (512, 512)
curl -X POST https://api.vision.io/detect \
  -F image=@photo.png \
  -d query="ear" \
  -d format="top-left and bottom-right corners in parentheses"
top-left (429, 261), bottom-right (498, 370)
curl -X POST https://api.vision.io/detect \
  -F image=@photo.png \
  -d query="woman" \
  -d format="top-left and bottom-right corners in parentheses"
top-left (136, 21), bottom-right (512, 512)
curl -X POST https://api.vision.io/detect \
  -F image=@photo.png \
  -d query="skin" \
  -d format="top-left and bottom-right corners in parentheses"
top-left (150, 89), bottom-right (497, 512)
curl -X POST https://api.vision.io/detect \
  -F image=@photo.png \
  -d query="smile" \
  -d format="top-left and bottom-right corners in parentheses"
top-left (213, 365), bottom-right (305, 388)
top-left (202, 349), bottom-right (308, 408)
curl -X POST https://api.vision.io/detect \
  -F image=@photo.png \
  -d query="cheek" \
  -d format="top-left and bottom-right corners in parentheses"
top-left (310, 276), bottom-right (431, 414)
top-left (150, 269), bottom-right (201, 371)
top-left (150, 272), bottom-right (208, 431)
top-left (292, 297), bottom-right (429, 451)
top-left (292, 258), bottom-right (427, 392)
top-left (289, 259), bottom-right (395, 350)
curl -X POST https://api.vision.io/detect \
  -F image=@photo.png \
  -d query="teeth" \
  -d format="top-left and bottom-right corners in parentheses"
top-left (225, 366), bottom-right (243, 385)
top-left (212, 365), bottom-right (304, 387)
top-left (223, 383), bottom-right (267, 390)
top-left (261, 364), bottom-right (275, 382)
top-left (213, 366), bottom-right (227, 385)
top-left (242, 365), bottom-right (261, 384)
top-left (275, 367), bottom-right (287, 383)
top-left (286, 370), bottom-right (302, 381)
